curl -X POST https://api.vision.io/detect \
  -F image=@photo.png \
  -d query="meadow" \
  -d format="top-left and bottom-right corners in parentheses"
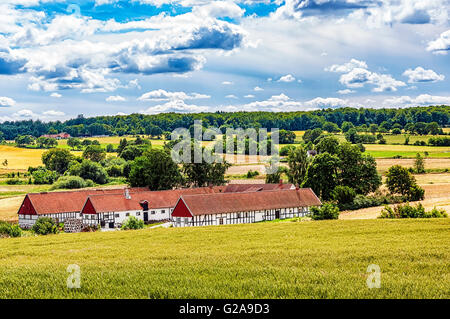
top-left (0, 219), bottom-right (448, 299)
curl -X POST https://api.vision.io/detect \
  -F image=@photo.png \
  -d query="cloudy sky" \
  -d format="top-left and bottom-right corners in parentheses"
top-left (1, 0), bottom-right (450, 122)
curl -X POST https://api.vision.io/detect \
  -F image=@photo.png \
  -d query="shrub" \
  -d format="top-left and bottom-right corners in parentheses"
top-left (121, 216), bottom-right (144, 230)
top-left (31, 217), bottom-right (59, 235)
top-left (380, 203), bottom-right (448, 219)
top-left (246, 170), bottom-right (259, 178)
top-left (310, 203), bottom-right (339, 220)
top-left (0, 221), bottom-right (22, 238)
top-left (51, 176), bottom-right (94, 190)
top-left (408, 185), bottom-right (425, 201)
top-left (331, 186), bottom-right (356, 205)
top-left (6, 178), bottom-right (23, 185)
top-left (32, 167), bottom-right (59, 184)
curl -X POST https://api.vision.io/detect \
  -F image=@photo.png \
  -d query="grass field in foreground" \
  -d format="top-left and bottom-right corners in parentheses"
top-left (0, 219), bottom-right (448, 299)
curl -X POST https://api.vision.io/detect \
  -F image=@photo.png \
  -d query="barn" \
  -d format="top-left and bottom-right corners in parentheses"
top-left (171, 188), bottom-right (321, 227)
top-left (17, 188), bottom-right (147, 228)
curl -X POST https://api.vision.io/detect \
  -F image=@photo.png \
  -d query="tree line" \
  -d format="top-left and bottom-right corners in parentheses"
top-left (0, 105), bottom-right (448, 141)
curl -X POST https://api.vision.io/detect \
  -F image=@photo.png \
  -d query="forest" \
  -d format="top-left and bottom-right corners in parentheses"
top-left (0, 105), bottom-right (449, 140)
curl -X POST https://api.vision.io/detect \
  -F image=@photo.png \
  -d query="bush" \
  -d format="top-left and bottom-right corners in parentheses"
top-left (32, 167), bottom-right (59, 184)
top-left (408, 185), bottom-right (425, 201)
top-left (0, 221), bottom-right (22, 238)
top-left (380, 203), bottom-right (448, 219)
top-left (246, 170), bottom-right (259, 178)
top-left (310, 203), bottom-right (339, 220)
top-left (331, 186), bottom-right (356, 205)
top-left (51, 176), bottom-right (94, 190)
top-left (31, 217), bottom-right (59, 235)
top-left (6, 178), bottom-right (23, 185)
top-left (121, 216), bottom-right (144, 230)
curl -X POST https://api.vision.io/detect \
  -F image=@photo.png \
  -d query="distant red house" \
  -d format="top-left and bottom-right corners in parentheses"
top-left (40, 132), bottom-right (71, 139)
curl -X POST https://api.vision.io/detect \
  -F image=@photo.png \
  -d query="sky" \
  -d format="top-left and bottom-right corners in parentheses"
top-left (0, 0), bottom-right (450, 122)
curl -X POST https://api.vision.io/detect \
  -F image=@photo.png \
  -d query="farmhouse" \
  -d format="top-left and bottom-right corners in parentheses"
top-left (171, 188), bottom-right (321, 227)
top-left (40, 132), bottom-right (71, 139)
top-left (17, 187), bottom-right (147, 228)
top-left (80, 187), bottom-right (224, 228)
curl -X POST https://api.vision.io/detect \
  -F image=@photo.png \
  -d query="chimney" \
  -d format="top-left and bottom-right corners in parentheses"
top-left (279, 179), bottom-right (283, 186)
top-left (124, 188), bottom-right (131, 200)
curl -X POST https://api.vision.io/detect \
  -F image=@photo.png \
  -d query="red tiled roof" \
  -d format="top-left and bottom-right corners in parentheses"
top-left (223, 183), bottom-right (294, 193)
top-left (174, 188), bottom-right (321, 217)
top-left (19, 187), bottom-right (148, 215)
top-left (83, 187), bottom-right (223, 214)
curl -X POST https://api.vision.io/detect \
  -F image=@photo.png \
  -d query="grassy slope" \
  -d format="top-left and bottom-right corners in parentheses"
top-left (0, 219), bottom-right (448, 299)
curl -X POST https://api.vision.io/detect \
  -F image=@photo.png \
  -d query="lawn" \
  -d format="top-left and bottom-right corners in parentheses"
top-left (363, 144), bottom-right (450, 158)
top-left (0, 219), bottom-right (448, 299)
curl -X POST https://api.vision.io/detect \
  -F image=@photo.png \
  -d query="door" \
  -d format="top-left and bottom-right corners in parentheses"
top-left (275, 210), bottom-right (280, 219)
top-left (144, 212), bottom-right (148, 222)
top-left (109, 222), bottom-right (115, 228)
top-left (100, 221), bottom-right (105, 227)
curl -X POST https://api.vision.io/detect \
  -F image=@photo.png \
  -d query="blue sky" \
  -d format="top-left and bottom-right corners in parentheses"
top-left (1, 0), bottom-right (450, 122)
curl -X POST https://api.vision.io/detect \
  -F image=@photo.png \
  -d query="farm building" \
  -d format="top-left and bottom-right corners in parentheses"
top-left (17, 187), bottom-right (147, 228)
top-left (80, 187), bottom-right (225, 228)
top-left (171, 188), bottom-right (321, 227)
top-left (79, 183), bottom-right (296, 229)
top-left (40, 132), bottom-right (71, 139)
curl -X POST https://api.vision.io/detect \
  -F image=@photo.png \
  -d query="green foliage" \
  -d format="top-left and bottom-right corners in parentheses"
top-left (316, 136), bottom-right (339, 155)
top-left (128, 148), bottom-right (182, 190)
top-left (120, 145), bottom-right (146, 161)
top-left (31, 217), bottom-right (59, 235)
top-left (279, 145), bottom-right (296, 156)
top-left (310, 203), bottom-right (339, 220)
top-left (392, 128), bottom-right (402, 135)
top-left (42, 148), bottom-right (74, 174)
top-left (0, 221), bottom-right (22, 238)
top-left (278, 130), bottom-right (296, 144)
top-left (380, 203), bottom-right (448, 219)
top-left (265, 165), bottom-right (286, 184)
top-left (341, 121), bottom-right (354, 133)
top-left (414, 153), bottom-right (425, 174)
top-left (36, 137), bottom-right (58, 148)
top-left (5, 178), bottom-right (24, 185)
top-left (302, 153), bottom-right (339, 200)
top-left (32, 167), bottom-right (59, 184)
top-left (121, 216), bottom-right (145, 230)
top-left (322, 122), bottom-right (340, 133)
top-left (428, 136), bottom-right (450, 146)
top-left (246, 170), bottom-right (259, 178)
top-left (408, 185), bottom-right (425, 201)
top-left (331, 186), bottom-right (356, 205)
top-left (68, 159), bottom-right (109, 184)
top-left (67, 138), bottom-right (81, 150)
top-left (302, 128), bottom-right (323, 144)
top-left (286, 146), bottom-right (309, 186)
top-left (385, 165), bottom-right (416, 196)
top-left (15, 135), bottom-right (35, 146)
top-left (50, 176), bottom-right (94, 190)
top-left (83, 145), bottom-right (106, 162)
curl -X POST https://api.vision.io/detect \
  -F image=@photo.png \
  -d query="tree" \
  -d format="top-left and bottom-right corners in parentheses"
top-left (120, 145), bottom-right (145, 161)
top-left (369, 124), bottom-right (378, 135)
top-left (31, 217), bottom-right (59, 235)
top-left (83, 145), bottom-right (106, 162)
top-left (302, 153), bottom-right (340, 200)
top-left (322, 122), bottom-right (340, 133)
top-left (265, 165), bottom-right (287, 184)
top-left (117, 138), bottom-right (128, 155)
top-left (278, 130), bottom-right (296, 144)
top-left (68, 159), bottom-right (109, 184)
top-left (302, 128), bottom-right (323, 144)
top-left (344, 128), bottom-right (358, 143)
top-left (67, 138), bottom-right (81, 150)
top-left (316, 136), bottom-right (340, 155)
top-left (32, 167), bottom-right (59, 184)
top-left (385, 165), bottom-right (416, 197)
top-left (414, 153), bottom-right (425, 174)
top-left (181, 142), bottom-right (231, 187)
top-left (42, 148), bottom-right (73, 174)
top-left (128, 149), bottom-right (182, 190)
top-left (336, 143), bottom-right (381, 195)
top-left (310, 203), bottom-right (339, 220)
top-left (392, 128), bottom-right (402, 135)
top-left (341, 121), bottom-right (354, 133)
top-left (286, 146), bottom-right (309, 186)
top-left (121, 216), bottom-right (144, 230)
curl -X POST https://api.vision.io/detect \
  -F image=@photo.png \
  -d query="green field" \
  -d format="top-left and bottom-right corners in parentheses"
top-left (0, 219), bottom-right (448, 299)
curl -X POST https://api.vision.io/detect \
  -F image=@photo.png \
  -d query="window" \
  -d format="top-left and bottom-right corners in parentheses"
top-left (161, 210), bottom-right (165, 214)
top-left (126, 213), bottom-right (130, 217)
top-left (219, 218), bottom-right (224, 225)
top-left (151, 211), bottom-right (156, 215)
top-left (136, 212), bottom-right (140, 216)
top-left (115, 214), bottom-right (119, 218)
